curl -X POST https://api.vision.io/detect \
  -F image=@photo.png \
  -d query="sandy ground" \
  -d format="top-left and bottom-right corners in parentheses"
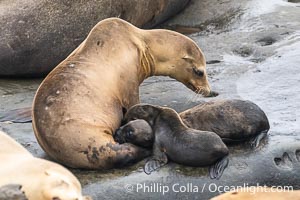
top-left (0, 0), bottom-right (300, 199)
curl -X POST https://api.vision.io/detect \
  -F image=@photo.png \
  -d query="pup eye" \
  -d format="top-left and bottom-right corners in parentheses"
top-left (192, 67), bottom-right (204, 77)
top-left (126, 130), bottom-right (133, 137)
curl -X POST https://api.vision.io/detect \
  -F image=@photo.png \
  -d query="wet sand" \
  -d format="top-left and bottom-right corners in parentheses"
top-left (0, 0), bottom-right (300, 199)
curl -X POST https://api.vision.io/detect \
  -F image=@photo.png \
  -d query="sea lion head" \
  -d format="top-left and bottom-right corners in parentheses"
top-left (147, 30), bottom-right (218, 97)
top-left (114, 119), bottom-right (153, 148)
top-left (123, 104), bottom-right (161, 125)
top-left (41, 168), bottom-right (91, 200)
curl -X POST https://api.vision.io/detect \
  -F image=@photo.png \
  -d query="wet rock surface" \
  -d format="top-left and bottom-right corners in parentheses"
top-left (0, 0), bottom-right (300, 199)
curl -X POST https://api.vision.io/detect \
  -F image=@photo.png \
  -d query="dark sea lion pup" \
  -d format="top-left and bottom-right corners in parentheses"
top-left (115, 119), bottom-right (154, 148)
top-left (180, 99), bottom-right (270, 147)
top-left (118, 104), bottom-right (229, 179)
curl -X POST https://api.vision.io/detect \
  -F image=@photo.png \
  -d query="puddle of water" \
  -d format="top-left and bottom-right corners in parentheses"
top-left (245, 0), bottom-right (291, 18)
top-left (222, 54), bottom-right (255, 65)
top-left (237, 36), bottom-right (300, 134)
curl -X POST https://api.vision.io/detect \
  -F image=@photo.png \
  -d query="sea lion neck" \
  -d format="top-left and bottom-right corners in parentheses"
top-left (138, 44), bottom-right (155, 83)
top-left (141, 30), bottom-right (177, 78)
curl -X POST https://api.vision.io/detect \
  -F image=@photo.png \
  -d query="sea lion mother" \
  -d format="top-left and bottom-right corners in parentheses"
top-left (32, 18), bottom-right (216, 169)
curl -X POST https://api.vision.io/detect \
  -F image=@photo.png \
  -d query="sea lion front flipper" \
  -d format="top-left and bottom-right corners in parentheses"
top-left (0, 107), bottom-right (32, 123)
top-left (209, 156), bottom-right (229, 180)
top-left (144, 145), bottom-right (168, 175)
top-left (250, 130), bottom-right (268, 148)
top-left (0, 184), bottom-right (28, 200)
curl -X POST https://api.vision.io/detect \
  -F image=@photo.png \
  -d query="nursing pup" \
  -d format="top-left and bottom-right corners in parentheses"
top-left (116, 104), bottom-right (229, 179)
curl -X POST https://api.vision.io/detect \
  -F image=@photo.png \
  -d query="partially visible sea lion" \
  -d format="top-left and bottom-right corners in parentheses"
top-left (0, 131), bottom-right (91, 200)
top-left (120, 104), bottom-right (229, 179)
top-left (180, 99), bottom-right (270, 146)
top-left (32, 18), bottom-right (217, 170)
top-left (0, 0), bottom-right (189, 77)
top-left (211, 188), bottom-right (300, 200)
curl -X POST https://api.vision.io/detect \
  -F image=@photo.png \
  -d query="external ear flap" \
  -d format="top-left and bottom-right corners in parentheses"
top-left (44, 170), bottom-right (69, 188)
top-left (45, 170), bottom-right (50, 176)
top-left (182, 55), bottom-right (194, 63)
top-left (44, 169), bottom-right (59, 177)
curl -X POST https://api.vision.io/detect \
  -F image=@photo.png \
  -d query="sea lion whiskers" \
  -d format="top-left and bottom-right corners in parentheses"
top-left (185, 93), bottom-right (196, 104)
top-left (185, 88), bottom-right (202, 104)
top-left (194, 88), bottom-right (203, 101)
top-left (65, 60), bottom-right (98, 66)
top-left (195, 86), bottom-right (209, 96)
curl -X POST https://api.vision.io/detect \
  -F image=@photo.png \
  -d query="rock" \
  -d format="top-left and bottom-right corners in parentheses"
top-left (160, 0), bottom-right (247, 34)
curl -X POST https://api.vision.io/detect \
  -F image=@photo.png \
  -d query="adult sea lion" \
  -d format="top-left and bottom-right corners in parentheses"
top-left (119, 104), bottom-right (229, 179)
top-left (32, 18), bottom-right (217, 170)
top-left (0, 131), bottom-right (91, 200)
top-left (0, 0), bottom-right (190, 77)
top-left (180, 99), bottom-right (270, 146)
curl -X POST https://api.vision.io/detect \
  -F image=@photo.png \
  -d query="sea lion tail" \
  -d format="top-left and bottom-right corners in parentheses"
top-left (209, 156), bottom-right (229, 180)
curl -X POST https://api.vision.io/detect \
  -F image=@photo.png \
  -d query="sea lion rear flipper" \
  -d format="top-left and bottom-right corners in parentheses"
top-left (0, 107), bottom-right (32, 123)
top-left (250, 130), bottom-right (268, 148)
top-left (209, 156), bottom-right (229, 180)
top-left (144, 146), bottom-right (168, 175)
top-left (0, 184), bottom-right (28, 200)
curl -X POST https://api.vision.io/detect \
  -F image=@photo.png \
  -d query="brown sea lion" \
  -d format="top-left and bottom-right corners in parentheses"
top-left (0, 131), bottom-right (91, 200)
top-left (211, 188), bottom-right (300, 200)
top-left (118, 104), bottom-right (229, 179)
top-left (180, 99), bottom-right (270, 147)
top-left (32, 18), bottom-right (217, 170)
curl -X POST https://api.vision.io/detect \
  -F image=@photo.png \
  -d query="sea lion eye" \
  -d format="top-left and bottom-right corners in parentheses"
top-left (192, 67), bottom-right (204, 77)
top-left (126, 130), bottom-right (133, 137)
